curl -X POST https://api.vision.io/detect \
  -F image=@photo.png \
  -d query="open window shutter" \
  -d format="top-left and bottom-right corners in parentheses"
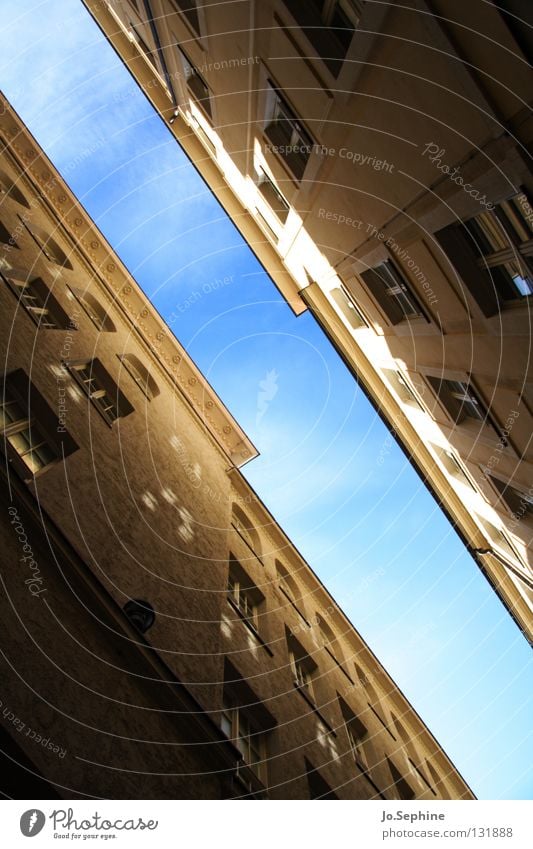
top-left (360, 266), bottom-right (404, 324)
top-left (435, 224), bottom-right (500, 317)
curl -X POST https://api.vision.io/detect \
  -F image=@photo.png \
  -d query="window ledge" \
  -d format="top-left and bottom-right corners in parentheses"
top-left (227, 597), bottom-right (274, 657)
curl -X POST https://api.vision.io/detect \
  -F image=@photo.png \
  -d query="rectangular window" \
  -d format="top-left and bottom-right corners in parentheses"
top-left (257, 169), bottom-right (290, 223)
top-left (1, 369), bottom-right (77, 480)
top-left (486, 474), bottom-right (533, 521)
top-left (3, 270), bottom-right (71, 330)
top-left (436, 191), bottom-right (533, 316)
top-left (227, 560), bottom-right (264, 633)
top-left (171, 0), bottom-right (200, 35)
top-left (291, 651), bottom-right (314, 692)
top-left (177, 46), bottom-right (212, 117)
top-left (130, 21), bottom-right (159, 70)
top-left (431, 443), bottom-right (477, 489)
top-left (0, 220), bottom-right (17, 247)
top-left (361, 261), bottom-right (425, 325)
top-left (264, 82), bottom-right (313, 181)
top-left (388, 758), bottom-right (415, 800)
top-left (426, 377), bottom-right (486, 424)
top-left (287, 631), bottom-right (317, 698)
top-left (18, 217), bottom-right (72, 269)
top-left (305, 758), bottom-right (338, 799)
top-left (220, 699), bottom-right (268, 783)
top-left (283, 0), bottom-right (361, 77)
top-left (331, 285), bottom-right (368, 329)
top-left (66, 359), bottom-right (133, 426)
top-left (338, 696), bottom-right (369, 768)
top-left (382, 368), bottom-right (423, 409)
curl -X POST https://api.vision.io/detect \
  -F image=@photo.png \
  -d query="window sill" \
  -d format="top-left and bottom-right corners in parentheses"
top-left (227, 597), bottom-right (274, 657)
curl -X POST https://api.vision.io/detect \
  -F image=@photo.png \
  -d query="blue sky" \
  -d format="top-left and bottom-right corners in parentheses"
top-left (1, 0), bottom-right (531, 800)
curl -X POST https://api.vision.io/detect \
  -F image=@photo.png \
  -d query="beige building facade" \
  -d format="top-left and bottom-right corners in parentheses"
top-left (81, 0), bottom-right (533, 641)
top-left (0, 95), bottom-right (474, 799)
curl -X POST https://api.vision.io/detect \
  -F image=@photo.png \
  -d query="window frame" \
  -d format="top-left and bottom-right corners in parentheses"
top-left (1, 369), bottom-right (77, 481)
top-left (220, 699), bottom-right (268, 783)
top-left (169, 0), bottom-right (201, 36)
top-left (227, 561), bottom-right (265, 634)
top-left (484, 472), bottom-right (533, 523)
top-left (67, 285), bottom-right (116, 332)
top-left (263, 80), bottom-right (314, 182)
top-left (256, 168), bottom-right (290, 224)
top-left (360, 259), bottom-right (429, 326)
top-left (330, 284), bottom-right (369, 329)
top-left (18, 215), bottom-right (73, 269)
top-left (2, 270), bottom-right (71, 330)
top-left (176, 45), bottom-right (212, 119)
top-left (65, 359), bottom-right (133, 427)
top-left (117, 354), bottom-right (159, 401)
top-left (466, 193), bottom-right (533, 301)
top-left (435, 191), bottom-right (533, 317)
top-left (281, 0), bottom-right (362, 79)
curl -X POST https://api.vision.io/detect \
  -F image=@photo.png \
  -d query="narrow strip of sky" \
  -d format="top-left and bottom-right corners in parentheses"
top-left (0, 0), bottom-right (531, 800)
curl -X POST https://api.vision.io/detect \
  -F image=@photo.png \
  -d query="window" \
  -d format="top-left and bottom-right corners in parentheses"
top-left (123, 599), bottom-right (155, 633)
top-left (330, 285), bottom-right (368, 329)
top-left (130, 21), bottom-right (160, 71)
top-left (291, 652), bottom-right (314, 692)
top-left (383, 368), bottom-right (423, 409)
top-left (118, 354), bottom-right (159, 400)
top-left (231, 504), bottom-right (262, 556)
top-left (0, 168), bottom-right (30, 208)
top-left (66, 359), bottom-right (133, 426)
top-left (3, 270), bottom-right (71, 330)
top-left (264, 82), bottom-right (313, 181)
top-left (19, 217), bottom-right (73, 269)
top-left (283, 0), bottom-right (361, 77)
top-left (354, 664), bottom-right (392, 734)
top-left (221, 660), bottom-right (275, 788)
top-left (305, 759), bottom-right (338, 799)
top-left (171, 0), bottom-right (200, 34)
top-left (479, 517), bottom-right (528, 571)
top-left (1, 369), bottom-right (77, 480)
top-left (317, 717), bottom-right (339, 760)
top-left (67, 286), bottom-right (116, 332)
top-left (0, 220), bottom-right (17, 248)
top-left (338, 696), bottom-right (369, 768)
top-left (408, 758), bottom-right (436, 795)
top-left (486, 474), bottom-right (533, 520)
top-left (435, 192), bottom-right (533, 316)
top-left (361, 260), bottom-right (425, 325)
top-left (177, 46), bottom-right (212, 117)
top-left (287, 631), bottom-right (317, 698)
top-left (317, 615), bottom-right (344, 666)
top-left (227, 559), bottom-right (264, 633)
top-left (388, 758), bottom-right (415, 800)
top-left (221, 700), bottom-right (267, 781)
top-left (426, 377), bottom-right (485, 424)
top-left (431, 443), bottom-right (477, 489)
top-left (257, 169), bottom-right (290, 223)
